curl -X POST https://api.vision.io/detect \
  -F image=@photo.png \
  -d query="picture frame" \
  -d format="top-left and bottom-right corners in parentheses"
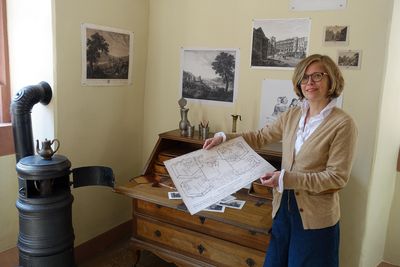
top-left (251, 18), bottom-right (311, 69)
top-left (337, 50), bottom-right (362, 69)
top-left (81, 23), bottom-right (134, 86)
top-left (289, 0), bottom-right (347, 11)
top-left (180, 48), bottom-right (240, 104)
top-left (259, 79), bottom-right (343, 128)
top-left (259, 80), bottom-right (301, 128)
top-left (323, 25), bottom-right (349, 46)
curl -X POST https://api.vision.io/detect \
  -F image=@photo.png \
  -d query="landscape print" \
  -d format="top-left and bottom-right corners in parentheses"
top-left (251, 18), bottom-right (310, 68)
top-left (324, 25), bottom-right (349, 45)
top-left (82, 23), bottom-right (133, 86)
top-left (181, 48), bottom-right (239, 103)
top-left (338, 50), bottom-right (361, 69)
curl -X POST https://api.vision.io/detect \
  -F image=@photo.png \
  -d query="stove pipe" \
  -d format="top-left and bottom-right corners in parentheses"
top-left (11, 81), bottom-right (52, 161)
top-left (11, 82), bottom-right (114, 267)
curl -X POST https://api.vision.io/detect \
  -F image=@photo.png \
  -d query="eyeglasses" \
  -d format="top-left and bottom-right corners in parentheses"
top-left (300, 72), bottom-right (328, 84)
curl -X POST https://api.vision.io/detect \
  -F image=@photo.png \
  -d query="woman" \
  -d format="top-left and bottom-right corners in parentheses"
top-left (203, 54), bottom-right (357, 267)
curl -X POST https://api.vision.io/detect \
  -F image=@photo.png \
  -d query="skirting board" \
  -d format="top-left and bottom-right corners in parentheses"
top-left (0, 219), bottom-right (132, 266)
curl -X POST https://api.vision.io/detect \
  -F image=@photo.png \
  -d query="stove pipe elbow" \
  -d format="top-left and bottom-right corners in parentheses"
top-left (11, 81), bottom-right (52, 162)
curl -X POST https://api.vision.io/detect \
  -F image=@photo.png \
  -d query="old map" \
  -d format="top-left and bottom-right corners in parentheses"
top-left (164, 136), bottom-right (276, 215)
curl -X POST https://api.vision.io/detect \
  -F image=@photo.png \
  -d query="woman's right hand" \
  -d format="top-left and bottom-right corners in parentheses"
top-left (203, 135), bottom-right (224, 150)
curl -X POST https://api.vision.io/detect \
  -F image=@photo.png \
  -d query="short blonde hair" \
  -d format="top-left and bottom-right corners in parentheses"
top-left (292, 54), bottom-right (344, 99)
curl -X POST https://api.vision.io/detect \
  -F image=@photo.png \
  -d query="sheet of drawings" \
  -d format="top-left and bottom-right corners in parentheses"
top-left (164, 136), bottom-right (276, 215)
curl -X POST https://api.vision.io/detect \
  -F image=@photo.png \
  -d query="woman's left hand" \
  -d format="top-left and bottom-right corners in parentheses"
top-left (259, 171), bottom-right (280, 187)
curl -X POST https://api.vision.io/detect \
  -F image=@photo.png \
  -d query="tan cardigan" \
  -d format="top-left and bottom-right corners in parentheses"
top-left (228, 107), bottom-right (358, 229)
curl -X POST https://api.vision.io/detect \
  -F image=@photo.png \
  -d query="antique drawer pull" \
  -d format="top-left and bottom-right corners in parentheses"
top-left (255, 199), bottom-right (266, 207)
top-left (199, 216), bottom-right (206, 224)
top-left (197, 244), bottom-right (205, 254)
top-left (154, 230), bottom-right (161, 237)
top-left (248, 230), bottom-right (256, 235)
top-left (156, 204), bottom-right (162, 209)
top-left (246, 257), bottom-right (255, 267)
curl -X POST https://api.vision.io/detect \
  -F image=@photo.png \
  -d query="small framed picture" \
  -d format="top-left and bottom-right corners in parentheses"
top-left (180, 48), bottom-right (240, 104)
top-left (203, 204), bottom-right (225, 213)
top-left (81, 23), bottom-right (134, 86)
top-left (219, 200), bottom-right (246, 210)
top-left (323, 25), bottom-right (349, 46)
top-left (168, 191), bottom-right (182, 200)
top-left (337, 50), bottom-right (362, 69)
top-left (251, 18), bottom-right (311, 69)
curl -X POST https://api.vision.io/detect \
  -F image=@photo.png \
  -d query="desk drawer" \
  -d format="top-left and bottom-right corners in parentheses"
top-left (135, 200), bottom-right (269, 251)
top-left (136, 216), bottom-right (265, 267)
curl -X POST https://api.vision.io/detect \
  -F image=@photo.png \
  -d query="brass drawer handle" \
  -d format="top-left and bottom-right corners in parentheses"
top-left (197, 244), bottom-right (205, 254)
top-left (246, 258), bottom-right (255, 267)
top-left (154, 230), bottom-right (161, 237)
top-left (199, 216), bottom-right (206, 224)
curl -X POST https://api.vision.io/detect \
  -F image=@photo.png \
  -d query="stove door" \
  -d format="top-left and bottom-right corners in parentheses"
top-left (72, 166), bottom-right (114, 188)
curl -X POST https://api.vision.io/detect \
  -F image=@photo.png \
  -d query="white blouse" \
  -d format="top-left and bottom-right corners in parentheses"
top-left (294, 99), bottom-right (337, 155)
top-left (278, 98), bottom-right (337, 193)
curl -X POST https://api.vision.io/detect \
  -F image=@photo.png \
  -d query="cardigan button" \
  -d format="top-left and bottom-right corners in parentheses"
top-left (295, 191), bottom-right (300, 195)
top-left (299, 208), bottom-right (304, 212)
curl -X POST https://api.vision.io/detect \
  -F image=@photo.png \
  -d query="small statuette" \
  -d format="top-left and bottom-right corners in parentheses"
top-left (178, 97), bottom-right (187, 109)
top-left (178, 98), bottom-right (190, 136)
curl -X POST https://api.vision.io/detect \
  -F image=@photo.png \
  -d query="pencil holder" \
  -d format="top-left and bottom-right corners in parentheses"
top-left (187, 125), bottom-right (195, 137)
top-left (201, 127), bottom-right (209, 140)
top-left (199, 124), bottom-right (203, 138)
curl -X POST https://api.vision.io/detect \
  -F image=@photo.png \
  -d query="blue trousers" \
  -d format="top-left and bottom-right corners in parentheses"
top-left (263, 190), bottom-right (339, 267)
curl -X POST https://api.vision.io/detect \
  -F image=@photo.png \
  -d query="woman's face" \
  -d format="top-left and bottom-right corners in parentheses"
top-left (300, 62), bottom-right (330, 104)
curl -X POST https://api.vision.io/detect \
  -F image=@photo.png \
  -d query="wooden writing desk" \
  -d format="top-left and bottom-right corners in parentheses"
top-left (114, 129), bottom-right (282, 267)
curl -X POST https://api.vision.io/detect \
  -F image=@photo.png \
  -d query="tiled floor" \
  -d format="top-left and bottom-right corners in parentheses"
top-left (78, 239), bottom-right (176, 267)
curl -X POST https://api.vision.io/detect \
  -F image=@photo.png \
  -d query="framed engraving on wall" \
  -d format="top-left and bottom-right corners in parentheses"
top-left (81, 23), bottom-right (133, 86)
top-left (251, 18), bottom-right (311, 69)
top-left (180, 48), bottom-right (240, 104)
top-left (259, 79), bottom-right (343, 128)
top-left (323, 25), bottom-right (349, 46)
top-left (337, 50), bottom-right (362, 69)
top-left (259, 80), bottom-right (300, 128)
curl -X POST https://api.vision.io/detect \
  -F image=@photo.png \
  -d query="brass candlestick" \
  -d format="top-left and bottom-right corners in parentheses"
top-left (231, 114), bottom-right (241, 133)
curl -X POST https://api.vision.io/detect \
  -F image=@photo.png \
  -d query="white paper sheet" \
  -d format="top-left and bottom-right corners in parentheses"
top-left (164, 136), bottom-right (276, 215)
top-left (290, 0), bottom-right (346, 11)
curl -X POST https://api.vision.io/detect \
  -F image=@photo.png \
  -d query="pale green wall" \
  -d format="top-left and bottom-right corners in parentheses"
top-left (384, 173), bottom-right (400, 264)
top-left (0, 155), bottom-right (18, 250)
top-left (361, 0), bottom-right (400, 262)
top-left (142, 0), bottom-right (396, 267)
top-left (382, 1), bottom-right (400, 264)
top-left (1, 1), bottom-right (399, 266)
top-left (54, 0), bottom-right (148, 245)
top-left (0, 0), bottom-right (148, 251)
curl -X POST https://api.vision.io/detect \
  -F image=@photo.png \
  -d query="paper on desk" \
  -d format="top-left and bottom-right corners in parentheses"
top-left (164, 136), bottom-right (276, 215)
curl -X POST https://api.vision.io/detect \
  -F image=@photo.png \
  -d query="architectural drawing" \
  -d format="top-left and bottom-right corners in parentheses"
top-left (164, 137), bottom-right (276, 215)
